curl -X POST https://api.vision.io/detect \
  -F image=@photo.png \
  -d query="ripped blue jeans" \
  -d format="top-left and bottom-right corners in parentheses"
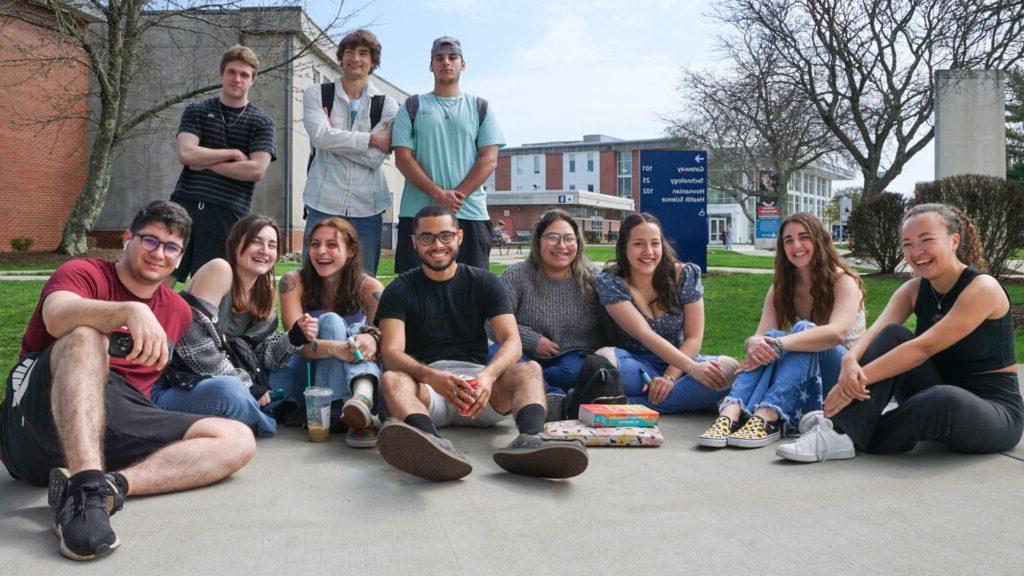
top-left (722, 320), bottom-right (846, 434)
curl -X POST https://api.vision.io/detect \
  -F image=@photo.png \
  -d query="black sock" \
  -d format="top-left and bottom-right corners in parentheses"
top-left (108, 471), bottom-right (129, 496)
top-left (67, 469), bottom-right (106, 492)
top-left (514, 403), bottom-right (546, 436)
top-left (404, 413), bottom-right (439, 437)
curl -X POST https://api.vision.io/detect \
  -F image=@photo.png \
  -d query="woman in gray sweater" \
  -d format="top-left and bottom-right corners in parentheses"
top-left (488, 210), bottom-right (612, 398)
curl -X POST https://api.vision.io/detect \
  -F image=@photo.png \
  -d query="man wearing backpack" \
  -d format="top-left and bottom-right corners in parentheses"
top-left (391, 36), bottom-right (505, 274)
top-left (302, 29), bottom-right (398, 276)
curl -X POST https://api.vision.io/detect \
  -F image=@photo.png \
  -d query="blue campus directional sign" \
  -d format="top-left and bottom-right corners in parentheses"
top-left (638, 150), bottom-right (708, 272)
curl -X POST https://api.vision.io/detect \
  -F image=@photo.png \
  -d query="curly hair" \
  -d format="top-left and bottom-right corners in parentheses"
top-left (224, 214), bottom-right (279, 323)
top-left (772, 212), bottom-right (865, 329)
top-left (337, 29), bottom-right (382, 73)
top-left (526, 209), bottom-right (599, 310)
top-left (300, 217), bottom-right (364, 316)
top-left (605, 213), bottom-right (683, 316)
top-left (902, 203), bottom-right (987, 271)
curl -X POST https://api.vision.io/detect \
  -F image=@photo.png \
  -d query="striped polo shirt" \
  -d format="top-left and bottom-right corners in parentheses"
top-left (171, 97), bottom-right (277, 215)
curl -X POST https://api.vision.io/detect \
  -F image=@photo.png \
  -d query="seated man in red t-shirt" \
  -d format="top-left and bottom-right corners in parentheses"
top-left (0, 201), bottom-right (256, 561)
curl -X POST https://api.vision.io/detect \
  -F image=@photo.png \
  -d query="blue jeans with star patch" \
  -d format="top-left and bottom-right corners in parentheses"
top-left (722, 320), bottom-right (847, 434)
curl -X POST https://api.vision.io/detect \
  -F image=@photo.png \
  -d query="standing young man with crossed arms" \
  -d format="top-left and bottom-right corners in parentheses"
top-left (302, 29), bottom-right (398, 276)
top-left (170, 45), bottom-right (277, 284)
top-left (391, 36), bottom-right (504, 274)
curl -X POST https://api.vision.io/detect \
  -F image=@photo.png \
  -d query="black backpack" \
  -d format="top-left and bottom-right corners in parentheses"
top-left (565, 354), bottom-right (626, 420)
top-left (404, 93), bottom-right (487, 137)
top-left (306, 82), bottom-right (386, 173)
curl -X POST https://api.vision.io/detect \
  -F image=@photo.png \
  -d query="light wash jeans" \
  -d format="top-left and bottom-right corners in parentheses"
top-left (303, 206), bottom-right (383, 277)
top-left (486, 344), bottom-right (590, 397)
top-left (269, 312), bottom-right (381, 410)
top-left (151, 375), bottom-right (277, 438)
top-left (722, 320), bottom-right (847, 433)
top-left (614, 349), bottom-right (731, 413)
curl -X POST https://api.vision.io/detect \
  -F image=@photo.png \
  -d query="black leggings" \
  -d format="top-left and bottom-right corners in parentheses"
top-left (832, 324), bottom-right (1024, 454)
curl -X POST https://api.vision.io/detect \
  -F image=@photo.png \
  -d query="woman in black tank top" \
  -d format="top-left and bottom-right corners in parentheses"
top-left (776, 203), bottom-right (1023, 463)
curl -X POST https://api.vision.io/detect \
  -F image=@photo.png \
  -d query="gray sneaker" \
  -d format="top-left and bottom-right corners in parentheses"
top-left (775, 417), bottom-right (855, 463)
top-left (493, 434), bottom-right (589, 478)
top-left (377, 418), bottom-right (472, 481)
top-left (545, 392), bottom-right (566, 422)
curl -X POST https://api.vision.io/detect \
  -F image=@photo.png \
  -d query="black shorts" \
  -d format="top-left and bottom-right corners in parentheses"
top-left (0, 346), bottom-right (204, 486)
top-left (394, 217), bottom-right (493, 274)
top-left (170, 197), bottom-right (244, 282)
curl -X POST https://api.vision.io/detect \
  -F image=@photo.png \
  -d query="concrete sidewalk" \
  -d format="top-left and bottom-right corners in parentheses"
top-left (2, 397), bottom-right (1022, 575)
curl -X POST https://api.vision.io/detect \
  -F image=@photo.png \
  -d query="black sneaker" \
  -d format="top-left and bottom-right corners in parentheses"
top-left (492, 434), bottom-right (589, 478)
top-left (53, 473), bottom-right (120, 560)
top-left (48, 468), bottom-right (125, 517)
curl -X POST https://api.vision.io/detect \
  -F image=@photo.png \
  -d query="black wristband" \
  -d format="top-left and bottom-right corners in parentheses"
top-left (288, 321), bottom-right (312, 347)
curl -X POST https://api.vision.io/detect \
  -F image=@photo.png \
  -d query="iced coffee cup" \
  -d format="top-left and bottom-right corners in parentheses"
top-left (303, 387), bottom-right (332, 442)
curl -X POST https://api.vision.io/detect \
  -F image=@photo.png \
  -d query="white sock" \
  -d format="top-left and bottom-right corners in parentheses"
top-left (351, 376), bottom-right (375, 402)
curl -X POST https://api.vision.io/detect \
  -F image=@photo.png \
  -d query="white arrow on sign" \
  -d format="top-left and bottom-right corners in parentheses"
top-left (695, 154), bottom-right (705, 164)
top-left (698, 209), bottom-right (705, 217)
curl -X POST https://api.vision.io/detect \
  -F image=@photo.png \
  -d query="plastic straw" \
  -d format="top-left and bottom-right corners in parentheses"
top-left (306, 362), bottom-right (311, 389)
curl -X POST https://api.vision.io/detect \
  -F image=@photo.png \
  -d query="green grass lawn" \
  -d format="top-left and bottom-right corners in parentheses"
top-left (3, 271), bottom-right (1022, 399)
top-left (584, 245), bottom-right (779, 269)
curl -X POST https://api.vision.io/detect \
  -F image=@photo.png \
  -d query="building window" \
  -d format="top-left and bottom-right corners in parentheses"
top-left (569, 154), bottom-right (576, 173)
top-left (587, 184), bottom-right (594, 192)
top-left (533, 156), bottom-right (541, 174)
top-left (503, 209), bottom-right (510, 216)
top-left (587, 152), bottom-right (594, 172)
top-left (569, 184), bottom-right (576, 190)
top-left (516, 157), bottom-right (523, 175)
top-left (616, 153), bottom-right (632, 198)
top-left (313, 70), bottom-right (321, 85)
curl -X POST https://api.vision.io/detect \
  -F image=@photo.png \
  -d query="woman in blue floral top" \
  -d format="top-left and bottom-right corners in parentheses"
top-left (595, 213), bottom-right (739, 413)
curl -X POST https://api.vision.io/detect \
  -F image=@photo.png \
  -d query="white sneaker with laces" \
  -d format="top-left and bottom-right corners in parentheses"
top-left (775, 417), bottom-right (855, 463)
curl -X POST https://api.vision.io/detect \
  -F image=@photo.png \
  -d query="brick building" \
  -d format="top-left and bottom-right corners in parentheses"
top-left (486, 134), bottom-right (849, 244)
top-left (0, 2), bottom-right (92, 252)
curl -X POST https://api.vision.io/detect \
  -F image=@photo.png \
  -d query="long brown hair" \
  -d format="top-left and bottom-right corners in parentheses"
top-left (772, 212), bottom-right (865, 329)
top-left (605, 213), bottom-right (683, 315)
top-left (225, 214), bottom-right (280, 323)
top-left (527, 209), bottom-right (598, 309)
top-left (300, 217), bottom-right (364, 316)
top-left (902, 203), bottom-right (987, 271)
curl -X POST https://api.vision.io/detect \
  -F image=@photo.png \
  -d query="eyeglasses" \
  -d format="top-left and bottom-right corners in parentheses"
top-left (134, 233), bottom-right (184, 259)
top-left (415, 231), bottom-right (458, 246)
top-left (541, 233), bottom-right (578, 246)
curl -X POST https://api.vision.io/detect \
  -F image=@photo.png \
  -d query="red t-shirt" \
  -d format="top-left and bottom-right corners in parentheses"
top-left (20, 259), bottom-right (192, 398)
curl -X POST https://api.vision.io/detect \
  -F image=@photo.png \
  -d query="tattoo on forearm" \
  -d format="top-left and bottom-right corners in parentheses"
top-left (372, 290), bottom-right (382, 302)
top-left (311, 339), bottom-right (318, 352)
top-left (279, 275), bottom-right (296, 294)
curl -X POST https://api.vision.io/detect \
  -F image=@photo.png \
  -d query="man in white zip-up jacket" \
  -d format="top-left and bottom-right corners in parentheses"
top-left (302, 29), bottom-right (398, 276)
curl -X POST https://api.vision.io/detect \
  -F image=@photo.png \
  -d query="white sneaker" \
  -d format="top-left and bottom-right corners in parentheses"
top-left (798, 410), bottom-right (824, 434)
top-left (775, 417), bottom-right (855, 463)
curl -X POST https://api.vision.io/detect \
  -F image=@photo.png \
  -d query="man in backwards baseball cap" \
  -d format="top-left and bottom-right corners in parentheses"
top-left (431, 35), bottom-right (463, 57)
top-left (390, 36), bottom-right (504, 275)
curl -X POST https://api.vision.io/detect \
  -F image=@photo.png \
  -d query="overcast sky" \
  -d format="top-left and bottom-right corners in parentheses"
top-left (308, 0), bottom-right (936, 194)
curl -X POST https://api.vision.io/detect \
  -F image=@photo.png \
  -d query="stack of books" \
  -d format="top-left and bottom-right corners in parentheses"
top-left (544, 404), bottom-right (663, 447)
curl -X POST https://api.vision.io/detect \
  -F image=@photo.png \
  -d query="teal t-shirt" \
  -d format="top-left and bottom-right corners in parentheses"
top-left (392, 92), bottom-right (505, 221)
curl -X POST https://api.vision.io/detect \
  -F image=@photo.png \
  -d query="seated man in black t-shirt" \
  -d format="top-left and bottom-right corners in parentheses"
top-left (375, 205), bottom-right (589, 481)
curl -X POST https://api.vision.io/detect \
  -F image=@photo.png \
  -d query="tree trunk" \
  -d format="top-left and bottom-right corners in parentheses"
top-left (58, 104), bottom-right (119, 256)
